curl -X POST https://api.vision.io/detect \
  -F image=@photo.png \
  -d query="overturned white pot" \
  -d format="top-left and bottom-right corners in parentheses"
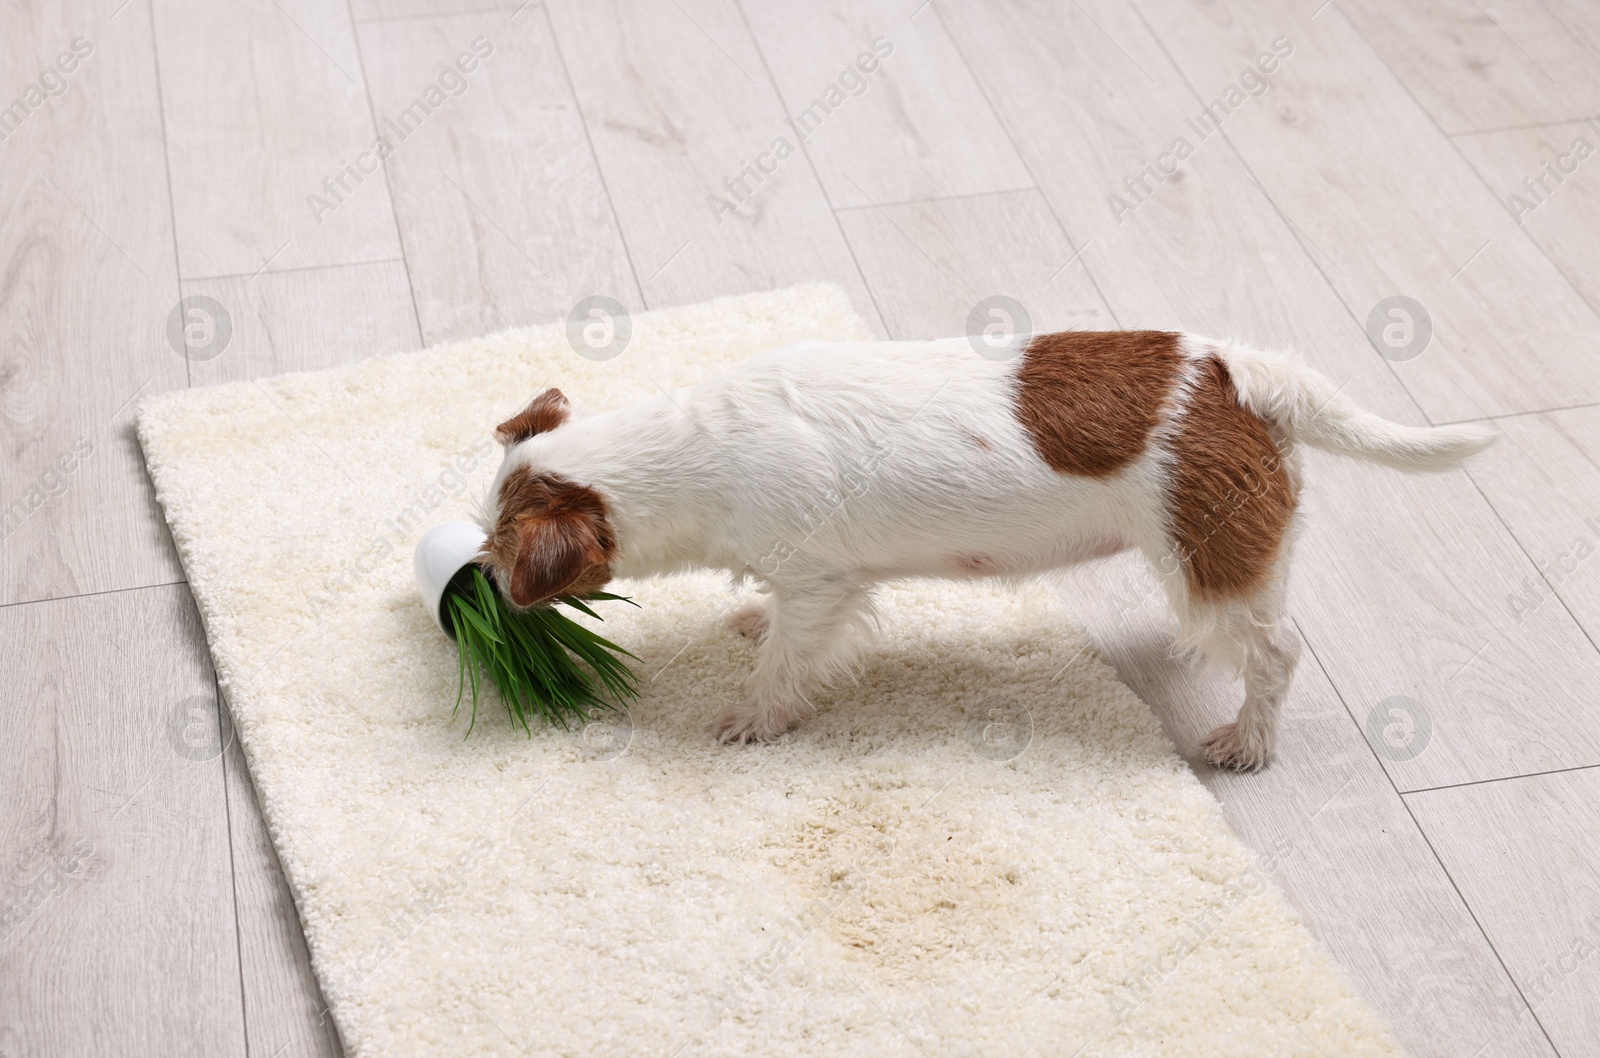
top-left (413, 520), bottom-right (488, 636)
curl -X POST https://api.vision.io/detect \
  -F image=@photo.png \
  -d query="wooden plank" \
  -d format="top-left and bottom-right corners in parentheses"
top-left (1407, 768), bottom-right (1600, 1056)
top-left (928, 0), bottom-right (1356, 341)
top-left (1454, 118), bottom-right (1600, 319)
top-left (1134, 0), bottom-right (1600, 421)
top-left (1465, 404), bottom-right (1600, 643)
top-left (183, 260), bottom-right (420, 385)
top-left (1546, 0), bottom-right (1600, 77)
top-left (151, 0), bottom-right (402, 277)
top-left (1050, 555), bottom-right (1558, 1058)
top-left (936, 0), bottom-right (1600, 791)
top-left (834, 189), bottom-right (1111, 338)
top-left (1339, 0), bottom-right (1600, 135)
top-left (543, 0), bottom-right (880, 324)
top-left (356, 8), bottom-right (640, 346)
top-left (222, 732), bottom-right (343, 1058)
top-left (1293, 447), bottom-right (1600, 791)
top-left (0, 586), bottom-right (244, 1056)
top-left (0, 1), bottom-right (186, 606)
top-left (740, 0), bottom-right (1033, 209)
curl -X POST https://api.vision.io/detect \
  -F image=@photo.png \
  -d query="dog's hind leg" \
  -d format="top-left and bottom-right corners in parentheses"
top-left (1151, 348), bottom-right (1303, 770)
top-left (716, 577), bottom-right (875, 743)
top-left (1191, 576), bottom-right (1301, 772)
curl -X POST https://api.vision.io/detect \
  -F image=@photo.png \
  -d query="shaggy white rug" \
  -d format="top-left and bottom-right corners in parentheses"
top-left (137, 284), bottom-right (1402, 1058)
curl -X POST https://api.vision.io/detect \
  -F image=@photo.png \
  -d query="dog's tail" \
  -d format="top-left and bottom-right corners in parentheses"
top-left (1213, 343), bottom-right (1497, 472)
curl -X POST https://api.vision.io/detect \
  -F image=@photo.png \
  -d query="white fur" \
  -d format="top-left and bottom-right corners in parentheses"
top-left (1215, 340), bottom-right (1498, 471)
top-left (487, 335), bottom-right (1494, 765)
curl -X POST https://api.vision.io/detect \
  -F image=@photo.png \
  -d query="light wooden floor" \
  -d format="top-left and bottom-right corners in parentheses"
top-left (3, 0), bottom-right (1598, 1054)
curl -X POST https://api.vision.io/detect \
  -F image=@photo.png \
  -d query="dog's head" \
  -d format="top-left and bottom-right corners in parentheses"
top-left (478, 388), bottom-right (616, 608)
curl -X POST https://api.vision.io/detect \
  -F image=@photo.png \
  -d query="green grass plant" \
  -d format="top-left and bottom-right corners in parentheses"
top-left (442, 564), bottom-right (639, 734)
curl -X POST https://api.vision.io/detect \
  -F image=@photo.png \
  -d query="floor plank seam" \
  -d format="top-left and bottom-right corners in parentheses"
top-left (1291, 617), bottom-right (1563, 1057)
top-left (1330, 3), bottom-right (1600, 333)
top-left (1442, 399), bottom-right (1600, 426)
top-left (0, 580), bottom-right (190, 612)
top-left (831, 186), bottom-right (1042, 213)
top-left (927, 2), bottom-right (1122, 330)
top-left (218, 677), bottom-right (258, 1058)
top-left (729, 0), bottom-right (891, 337)
top-left (1391, 789), bottom-right (1564, 1058)
top-left (1401, 760), bottom-right (1600, 798)
top-left (1449, 114), bottom-right (1600, 138)
top-left (1120, 0), bottom-right (1437, 429)
top-left (183, 257), bottom-right (408, 285)
top-left (539, 2), bottom-right (648, 312)
top-left (1459, 465), bottom-right (1600, 663)
top-left (143, 0), bottom-right (189, 391)
top-left (347, 0), bottom-right (427, 347)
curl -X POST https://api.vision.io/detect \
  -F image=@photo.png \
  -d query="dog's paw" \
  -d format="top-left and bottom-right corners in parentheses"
top-left (724, 600), bottom-right (770, 641)
top-left (1200, 722), bottom-right (1273, 772)
top-left (715, 701), bottom-right (792, 744)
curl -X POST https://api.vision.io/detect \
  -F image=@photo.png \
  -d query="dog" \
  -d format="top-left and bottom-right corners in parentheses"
top-left (476, 331), bottom-right (1494, 770)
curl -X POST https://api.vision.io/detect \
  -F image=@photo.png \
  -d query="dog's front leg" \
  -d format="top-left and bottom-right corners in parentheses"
top-left (716, 578), bottom-right (873, 743)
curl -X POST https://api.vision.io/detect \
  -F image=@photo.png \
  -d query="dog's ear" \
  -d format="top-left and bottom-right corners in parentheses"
top-left (495, 388), bottom-right (570, 446)
top-left (509, 505), bottom-right (608, 607)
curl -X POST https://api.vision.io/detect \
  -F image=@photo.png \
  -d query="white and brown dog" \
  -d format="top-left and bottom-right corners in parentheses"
top-left (477, 332), bottom-right (1493, 770)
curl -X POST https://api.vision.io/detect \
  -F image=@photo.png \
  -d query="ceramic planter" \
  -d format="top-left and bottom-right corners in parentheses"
top-left (413, 520), bottom-right (488, 636)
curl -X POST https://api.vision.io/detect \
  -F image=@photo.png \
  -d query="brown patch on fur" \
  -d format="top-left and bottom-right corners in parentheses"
top-left (960, 426), bottom-right (992, 451)
top-left (1167, 355), bottom-right (1296, 600)
top-left (1013, 331), bottom-right (1185, 476)
top-left (952, 553), bottom-right (998, 574)
top-left (481, 466), bottom-right (615, 607)
top-left (495, 388), bottom-right (571, 446)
